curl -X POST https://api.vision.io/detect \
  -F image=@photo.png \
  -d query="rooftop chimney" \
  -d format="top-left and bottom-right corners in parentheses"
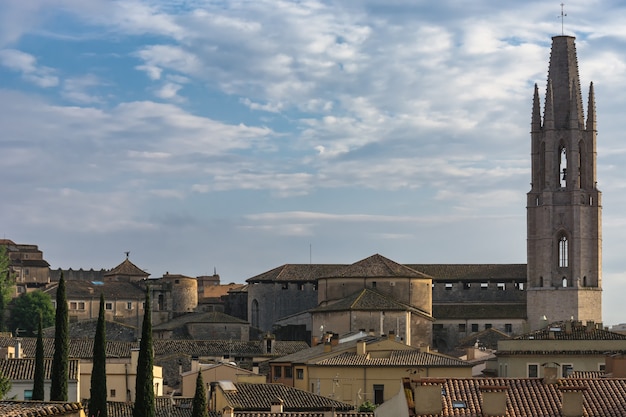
top-left (222, 406), bottom-right (234, 417)
top-left (412, 380), bottom-right (444, 415)
top-left (270, 397), bottom-right (284, 413)
top-left (480, 386), bottom-right (508, 416)
top-left (543, 365), bottom-right (559, 384)
top-left (388, 330), bottom-right (395, 341)
top-left (357, 340), bottom-right (367, 356)
top-left (560, 386), bottom-right (587, 417)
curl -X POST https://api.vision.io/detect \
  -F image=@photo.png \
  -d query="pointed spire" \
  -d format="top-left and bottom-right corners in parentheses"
top-left (569, 80), bottom-right (581, 129)
top-left (586, 82), bottom-right (596, 131)
top-left (532, 83), bottom-right (542, 131)
top-left (544, 79), bottom-right (555, 129)
top-left (547, 36), bottom-right (582, 129)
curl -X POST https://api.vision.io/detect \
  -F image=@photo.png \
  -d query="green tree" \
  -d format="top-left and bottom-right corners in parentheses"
top-left (0, 372), bottom-right (11, 399)
top-left (0, 246), bottom-right (15, 332)
top-left (90, 293), bottom-right (107, 417)
top-left (50, 274), bottom-right (69, 401)
top-left (32, 314), bottom-right (45, 401)
top-left (8, 291), bottom-right (55, 336)
top-left (133, 290), bottom-right (155, 417)
top-left (191, 371), bottom-right (208, 417)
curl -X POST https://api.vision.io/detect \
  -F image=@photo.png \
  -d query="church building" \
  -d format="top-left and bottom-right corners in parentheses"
top-left (244, 35), bottom-right (603, 351)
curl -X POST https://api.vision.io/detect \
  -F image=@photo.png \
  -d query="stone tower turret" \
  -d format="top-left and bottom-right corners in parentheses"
top-left (526, 36), bottom-right (602, 330)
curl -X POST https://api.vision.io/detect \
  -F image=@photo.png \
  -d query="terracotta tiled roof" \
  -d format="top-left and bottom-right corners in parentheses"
top-left (433, 303), bottom-right (527, 319)
top-left (515, 321), bottom-right (626, 341)
top-left (246, 264), bottom-right (343, 283)
top-left (43, 319), bottom-right (137, 341)
top-left (269, 336), bottom-right (380, 365)
top-left (0, 338), bottom-right (308, 360)
top-left (104, 257), bottom-right (150, 278)
top-left (407, 377), bottom-right (626, 416)
top-left (408, 264), bottom-right (527, 281)
top-left (311, 288), bottom-right (424, 313)
top-left (457, 328), bottom-right (511, 349)
top-left (86, 399), bottom-right (194, 417)
top-left (233, 414), bottom-right (372, 417)
top-left (0, 358), bottom-right (79, 380)
top-left (44, 280), bottom-right (146, 300)
top-left (219, 382), bottom-right (353, 411)
top-left (202, 283), bottom-right (245, 299)
top-left (245, 257), bottom-right (527, 284)
top-left (326, 254), bottom-right (431, 279)
top-left (313, 350), bottom-right (471, 368)
top-left (0, 401), bottom-right (83, 417)
top-left (153, 311), bottom-right (248, 330)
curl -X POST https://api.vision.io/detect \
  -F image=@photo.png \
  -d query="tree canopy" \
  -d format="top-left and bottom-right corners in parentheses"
top-left (50, 274), bottom-right (69, 401)
top-left (8, 291), bottom-right (54, 336)
top-left (133, 290), bottom-right (155, 417)
top-left (0, 247), bottom-right (15, 332)
top-left (89, 293), bottom-right (108, 417)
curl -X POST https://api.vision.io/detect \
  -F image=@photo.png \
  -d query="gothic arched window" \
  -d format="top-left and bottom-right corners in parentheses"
top-left (559, 145), bottom-right (567, 188)
top-left (559, 235), bottom-right (569, 268)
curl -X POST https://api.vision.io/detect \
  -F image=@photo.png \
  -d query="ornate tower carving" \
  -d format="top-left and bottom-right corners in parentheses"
top-left (526, 36), bottom-right (602, 330)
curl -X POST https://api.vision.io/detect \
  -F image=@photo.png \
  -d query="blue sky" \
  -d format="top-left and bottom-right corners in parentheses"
top-left (2, 1), bottom-right (626, 325)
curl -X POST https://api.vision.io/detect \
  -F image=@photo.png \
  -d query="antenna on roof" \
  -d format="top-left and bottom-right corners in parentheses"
top-left (558, 3), bottom-right (567, 35)
top-left (125, 251), bottom-right (130, 259)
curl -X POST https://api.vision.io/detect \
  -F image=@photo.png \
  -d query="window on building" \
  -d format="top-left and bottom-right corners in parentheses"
top-left (445, 283), bottom-right (453, 290)
top-left (24, 268), bottom-right (29, 276)
top-left (374, 384), bottom-right (384, 405)
top-left (24, 390), bottom-right (32, 400)
top-left (313, 283), bottom-right (318, 291)
top-left (464, 282), bottom-right (471, 290)
top-left (599, 363), bottom-right (606, 372)
top-left (78, 302), bottom-right (85, 310)
top-left (559, 235), bottom-right (569, 267)
top-left (458, 323), bottom-right (466, 332)
top-left (505, 323), bottom-right (512, 334)
top-left (527, 363), bottom-right (539, 378)
top-left (274, 366), bottom-right (282, 378)
top-left (281, 283), bottom-right (289, 290)
top-left (372, 281), bottom-right (377, 288)
top-left (284, 366), bottom-right (293, 379)
top-left (296, 368), bottom-right (304, 380)
top-left (497, 283), bottom-right (505, 291)
top-left (127, 302), bottom-right (133, 310)
top-left (471, 323), bottom-right (479, 332)
top-left (70, 302), bottom-right (77, 310)
top-left (481, 282), bottom-right (488, 289)
top-left (562, 364), bottom-right (574, 377)
top-left (562, 277), bottom-right (568, 287)
top-left (559, 145), bottom-right (567, 188)
top-left (298, 283), bottom-right (304, 291)
top-left (110, 389), bottom-right (116, 398)
top-left (485, 324), bottom-right (492, 330)
top-left (105, 302), bottom-right (113, 310)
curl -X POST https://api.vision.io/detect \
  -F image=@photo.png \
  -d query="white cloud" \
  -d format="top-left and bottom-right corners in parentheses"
top-left (0, 48), bottom-right (58, 87)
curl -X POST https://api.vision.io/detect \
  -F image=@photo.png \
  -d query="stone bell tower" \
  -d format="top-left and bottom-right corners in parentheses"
top-left (526, 36), bottom-right (602, 330)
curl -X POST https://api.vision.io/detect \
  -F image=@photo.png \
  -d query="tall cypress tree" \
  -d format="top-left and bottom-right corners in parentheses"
top-left (133, 290), bottom-right (155, 417)
top-left (50, 273), bottom-right (69, 401)
top-left (31, 314), bottom-right (45, 401)
top-left (192, 371), bottom-right (208, 417)
top-left (90, 293), bottom-right (107, 417)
